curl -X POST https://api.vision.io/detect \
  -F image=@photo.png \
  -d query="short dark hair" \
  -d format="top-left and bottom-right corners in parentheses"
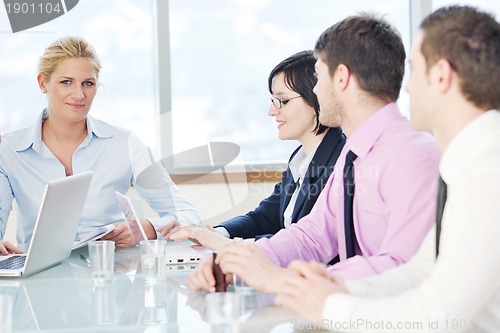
top-left (420, 5), bottom-right (500, 110)
top-left (268, 50), bottom-right (328, 135)
top-left (314, 13), bottom-right (405, 102)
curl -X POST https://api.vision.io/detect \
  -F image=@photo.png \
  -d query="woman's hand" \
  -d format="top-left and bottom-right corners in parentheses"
top-left (169, 226), bottom-right (232, 251)
top-left (100, 221), bottom-right (135, 248)
top-left (0, 241), bottom-right (23, 255)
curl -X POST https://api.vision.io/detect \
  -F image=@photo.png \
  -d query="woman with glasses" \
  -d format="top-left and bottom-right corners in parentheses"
top-left (163, 50), bottom-right (345, 249)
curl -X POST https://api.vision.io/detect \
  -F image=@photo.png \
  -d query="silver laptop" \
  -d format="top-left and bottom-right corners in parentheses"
top-left (114, 191), bottom-right (211, 265)
top-left (0, 171), bottom-right (93, 277)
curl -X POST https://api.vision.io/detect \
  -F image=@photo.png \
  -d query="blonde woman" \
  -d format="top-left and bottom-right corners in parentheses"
top-left (0, 36), bottom-right (200, 248)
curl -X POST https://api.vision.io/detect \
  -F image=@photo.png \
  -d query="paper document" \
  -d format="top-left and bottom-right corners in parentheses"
top-left (72, 224), bottom-right (115, 250)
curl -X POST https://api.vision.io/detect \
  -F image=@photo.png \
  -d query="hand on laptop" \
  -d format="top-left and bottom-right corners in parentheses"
top-left (0, 241), bottom-right (23, 255)
top-left (157, 220), bottom-right (184, 239)
top-left (167, 225), bottom-right (231, 251)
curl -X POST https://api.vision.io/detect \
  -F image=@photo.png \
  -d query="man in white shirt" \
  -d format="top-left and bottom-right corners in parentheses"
top-left (275, 5), bottom-right (500, 333)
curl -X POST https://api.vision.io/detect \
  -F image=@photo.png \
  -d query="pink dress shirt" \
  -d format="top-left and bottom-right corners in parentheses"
top-left (256, 103), bottom-right (440, 279)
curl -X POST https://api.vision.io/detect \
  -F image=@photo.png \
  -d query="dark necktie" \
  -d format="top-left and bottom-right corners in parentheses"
top-left (343, 150), bottom-right (358, 258)
top-left (435, 176), bottom-right (447, 258)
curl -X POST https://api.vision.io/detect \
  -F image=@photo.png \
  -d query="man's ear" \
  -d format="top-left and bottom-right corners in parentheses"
top-left (335, 64), bottom-right (351, 91)
top-left (434, 58), bottom-right (454, 93)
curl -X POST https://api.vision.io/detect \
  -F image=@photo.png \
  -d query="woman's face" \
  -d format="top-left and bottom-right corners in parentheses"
top-left (268, 72), bottom-right (316, 143)
top-left (39, 57), bottom-right (98, 123)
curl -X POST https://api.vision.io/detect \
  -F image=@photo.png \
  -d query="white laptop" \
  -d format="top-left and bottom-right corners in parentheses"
top-left (114, 191), bottom-right (211, 264)
top-left (0, 171), bottom-right (93, 277)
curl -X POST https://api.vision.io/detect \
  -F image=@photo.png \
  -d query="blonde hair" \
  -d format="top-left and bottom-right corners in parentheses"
top-left (38, 36), bottom-right (101, 81)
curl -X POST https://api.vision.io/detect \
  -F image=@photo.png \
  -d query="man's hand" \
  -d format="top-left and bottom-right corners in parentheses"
top-left (188, 254), bottom-right (216, 292)
top-left (0, 241), bottom-right (23, 255)
top-left (216, 240), bottom-right (286, 294)
top-left (275, 260), bottom-right (348, 324)
top-left (187, 253), bottom-right (234, 292)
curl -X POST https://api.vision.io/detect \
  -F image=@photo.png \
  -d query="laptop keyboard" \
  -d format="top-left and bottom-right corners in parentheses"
top-left (0, 255), bottom-right (26, 269)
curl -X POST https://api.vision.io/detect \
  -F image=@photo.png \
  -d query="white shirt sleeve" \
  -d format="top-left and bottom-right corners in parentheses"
top-left (214, 226), bottom-right (230, 238)
top-left (322, 170), bottom-right (500, 333)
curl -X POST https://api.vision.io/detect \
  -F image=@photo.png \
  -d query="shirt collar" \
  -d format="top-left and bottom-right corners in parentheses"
top-left (14, 110), bottom-right (46, 152)
top-left (440, 110), bottom-right (499, 184)
top-left (14, 110), bottom-right (114, 152)
top-left (86, 114), bottom-right (114, 139)
top-left (289, 144), bottom-right (318, 183)
top-left (346, 102), bottom-right (404, 159)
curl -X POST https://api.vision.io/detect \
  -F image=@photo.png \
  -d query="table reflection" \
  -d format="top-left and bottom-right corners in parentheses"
top-left (0, 245), bottom-right (328, 332)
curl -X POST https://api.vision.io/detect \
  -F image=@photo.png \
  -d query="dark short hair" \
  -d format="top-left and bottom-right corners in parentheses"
top-left (314, 13), bottom-right (405, 102)
top-left (420, 5), bottom-right (500, 110)
top-left (268, 50), bottom-right (328, 135)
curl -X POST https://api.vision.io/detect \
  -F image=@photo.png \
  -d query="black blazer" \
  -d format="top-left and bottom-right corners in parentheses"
top-left (218, 127), bottom-right (345, 239)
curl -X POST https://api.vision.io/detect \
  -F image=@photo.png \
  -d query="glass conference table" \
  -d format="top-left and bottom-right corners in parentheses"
top-left (0, 244), bottom-right (328, 333)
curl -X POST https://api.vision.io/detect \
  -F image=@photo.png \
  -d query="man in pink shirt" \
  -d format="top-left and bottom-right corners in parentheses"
top-left (188, 13), bottom-right (440, 293)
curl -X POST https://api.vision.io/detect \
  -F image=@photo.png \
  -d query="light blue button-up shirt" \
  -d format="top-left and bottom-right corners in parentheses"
top-left (0, 111), bottom-right (200, 244)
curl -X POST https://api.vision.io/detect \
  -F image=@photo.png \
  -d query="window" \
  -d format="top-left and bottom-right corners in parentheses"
top-left (3, 1), bottom-right (496, 171)
top-left (167, 0), bottom-right (411, 166)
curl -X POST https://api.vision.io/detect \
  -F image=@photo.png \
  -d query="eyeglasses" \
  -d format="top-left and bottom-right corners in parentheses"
top-left (270, 95), bottom-right (302, 109)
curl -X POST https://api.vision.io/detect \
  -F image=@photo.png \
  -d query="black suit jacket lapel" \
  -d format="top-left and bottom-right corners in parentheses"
top-left (290, 128), bottom-right (343, 223)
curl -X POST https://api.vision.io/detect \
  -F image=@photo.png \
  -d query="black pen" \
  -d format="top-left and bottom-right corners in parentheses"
top-left (80, 254), bottom-right (91, 266)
